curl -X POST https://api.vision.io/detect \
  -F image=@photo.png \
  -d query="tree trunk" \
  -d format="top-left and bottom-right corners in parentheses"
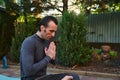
top-left (62, 0), bottom-right (68, 14)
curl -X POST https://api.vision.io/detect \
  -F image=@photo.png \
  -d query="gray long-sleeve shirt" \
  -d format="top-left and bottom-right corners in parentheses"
top-left (20, 34), bottom-right (55, 80)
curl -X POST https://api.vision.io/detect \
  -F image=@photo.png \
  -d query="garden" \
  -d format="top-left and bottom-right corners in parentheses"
top-left (0, 10), bottom-right (120, 76)
top-left (0, 1), bottom-right (120, 79)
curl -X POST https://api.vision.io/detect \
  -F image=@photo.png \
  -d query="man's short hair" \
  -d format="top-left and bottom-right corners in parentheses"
top-left (37, 16), bottom-right (58, 31)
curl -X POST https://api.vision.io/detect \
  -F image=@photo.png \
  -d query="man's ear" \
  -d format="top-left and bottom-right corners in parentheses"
top-left (40, 25), bottom-right (45, 31)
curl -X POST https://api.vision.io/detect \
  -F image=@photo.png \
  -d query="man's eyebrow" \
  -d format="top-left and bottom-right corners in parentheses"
top-left (49, 30), bottom-right (56, 32)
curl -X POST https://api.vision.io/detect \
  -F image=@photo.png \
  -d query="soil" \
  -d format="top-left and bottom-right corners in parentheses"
top-left (48, 58), bottom-right (120, 74)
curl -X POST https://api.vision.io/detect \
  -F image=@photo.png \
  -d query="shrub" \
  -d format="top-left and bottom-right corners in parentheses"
top-left (91, 48), bottom-right (117, 61)
top-left (109, 50), bottom-right (117, 58)
top-left (57, 11), bottom-right (92, 67)
top-left (10, 16), bottom-right (37, 62)
top-left (0, 11), bottom-right (16, 60)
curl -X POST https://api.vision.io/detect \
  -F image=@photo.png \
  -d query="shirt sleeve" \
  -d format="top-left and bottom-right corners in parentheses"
top-left (20, 38), bottom-right (51, 76)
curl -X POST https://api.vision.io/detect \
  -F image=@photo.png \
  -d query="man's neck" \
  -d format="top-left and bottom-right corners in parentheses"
top-left (36, 31), bottom-right (43, 39)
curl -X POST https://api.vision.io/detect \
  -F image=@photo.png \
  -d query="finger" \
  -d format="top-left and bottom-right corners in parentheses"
top-left (51, 42), bottom-right (55, 46)
top-left (49, 42), bottom-right (53, 49)
top-left (49, 42), bottom-right (55, 49)
top-left (70, 76), bottom-right (73, 79)
top-left (66, 76), bottom-right (73, 79)
top-left (54, 45), bottom-right (56, 51)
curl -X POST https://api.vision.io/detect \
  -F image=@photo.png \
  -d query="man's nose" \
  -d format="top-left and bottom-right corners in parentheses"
top-left (52, 32), bottom-right (55, 37)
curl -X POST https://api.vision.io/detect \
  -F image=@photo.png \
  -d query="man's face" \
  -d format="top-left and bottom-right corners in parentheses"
top-left (41, 21), bottom-right (57, 40)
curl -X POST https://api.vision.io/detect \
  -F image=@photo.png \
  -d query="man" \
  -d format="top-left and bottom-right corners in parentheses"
top-left (20, 16), bottom-right (80, 80)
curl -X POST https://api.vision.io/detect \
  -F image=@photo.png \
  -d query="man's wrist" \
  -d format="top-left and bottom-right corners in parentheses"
top-left (45, 56), bottom-right (52, 62)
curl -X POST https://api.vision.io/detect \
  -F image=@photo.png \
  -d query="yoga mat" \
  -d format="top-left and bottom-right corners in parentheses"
top-left (0, 75), bottom-right (20, 80)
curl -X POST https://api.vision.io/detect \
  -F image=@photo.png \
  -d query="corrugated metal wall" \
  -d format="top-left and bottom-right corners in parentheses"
top-left (87, 12), bottom-right (120, 43)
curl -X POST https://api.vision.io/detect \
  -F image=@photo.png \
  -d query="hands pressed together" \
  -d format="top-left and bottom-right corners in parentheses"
top-left (45, 42), bottom-right (74, 80)
top-left (45, 42), bottom-right (56, 60)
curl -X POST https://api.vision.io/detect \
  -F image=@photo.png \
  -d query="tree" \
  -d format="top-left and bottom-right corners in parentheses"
top-left (10, 16), bottom-right (37, 62)
top-left (3, 0), bottom-right (20, 16)
top-left (62, 0), bottom-right (68, 14)
top-left (0, 0), bottom-right (19, 59)
top-left (20, 0), bottom-right (69, 16)
top-left (57, 11), bottom-right (91, 66)
top-left (74, 0), bottom-right (120, 14)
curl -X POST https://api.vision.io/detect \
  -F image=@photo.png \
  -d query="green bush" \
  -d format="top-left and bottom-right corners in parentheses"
top-left (109, 50), bottom-right (117, 58)
top-left (91, 48), bottom-right (117, 60)
top-left (0, 12), bottom-right (16, 60)
top-left (57, 11), bottom-right (92, 67)
top-left (10, 16), bottom-right (37, 62)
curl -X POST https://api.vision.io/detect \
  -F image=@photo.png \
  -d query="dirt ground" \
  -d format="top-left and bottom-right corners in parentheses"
top-left (48, 57), bottom-right (120, 75)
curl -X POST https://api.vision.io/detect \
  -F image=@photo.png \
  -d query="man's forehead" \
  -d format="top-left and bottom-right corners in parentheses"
top-left (47, 21), bottom-right (57, 26)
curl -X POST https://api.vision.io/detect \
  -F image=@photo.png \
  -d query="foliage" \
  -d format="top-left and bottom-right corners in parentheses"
top-left (21, 0), bottom-right (63, 16)
top-left (92, 48), bottom-right (117, 59)
top-left (57, 11), bottom-right (92, 67)
top-left (109, 50), bottom-right (117, 58)
top-left (10, 15), bottom-right (37, 62)
top-left (74, 0), bottom-right (120, 14)
top-left (0, 8), bottom-right (18, 60)
top-left (0, 0), bottom-right (5, 7)
top-left (3, 0), bottom-right (20, 17)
